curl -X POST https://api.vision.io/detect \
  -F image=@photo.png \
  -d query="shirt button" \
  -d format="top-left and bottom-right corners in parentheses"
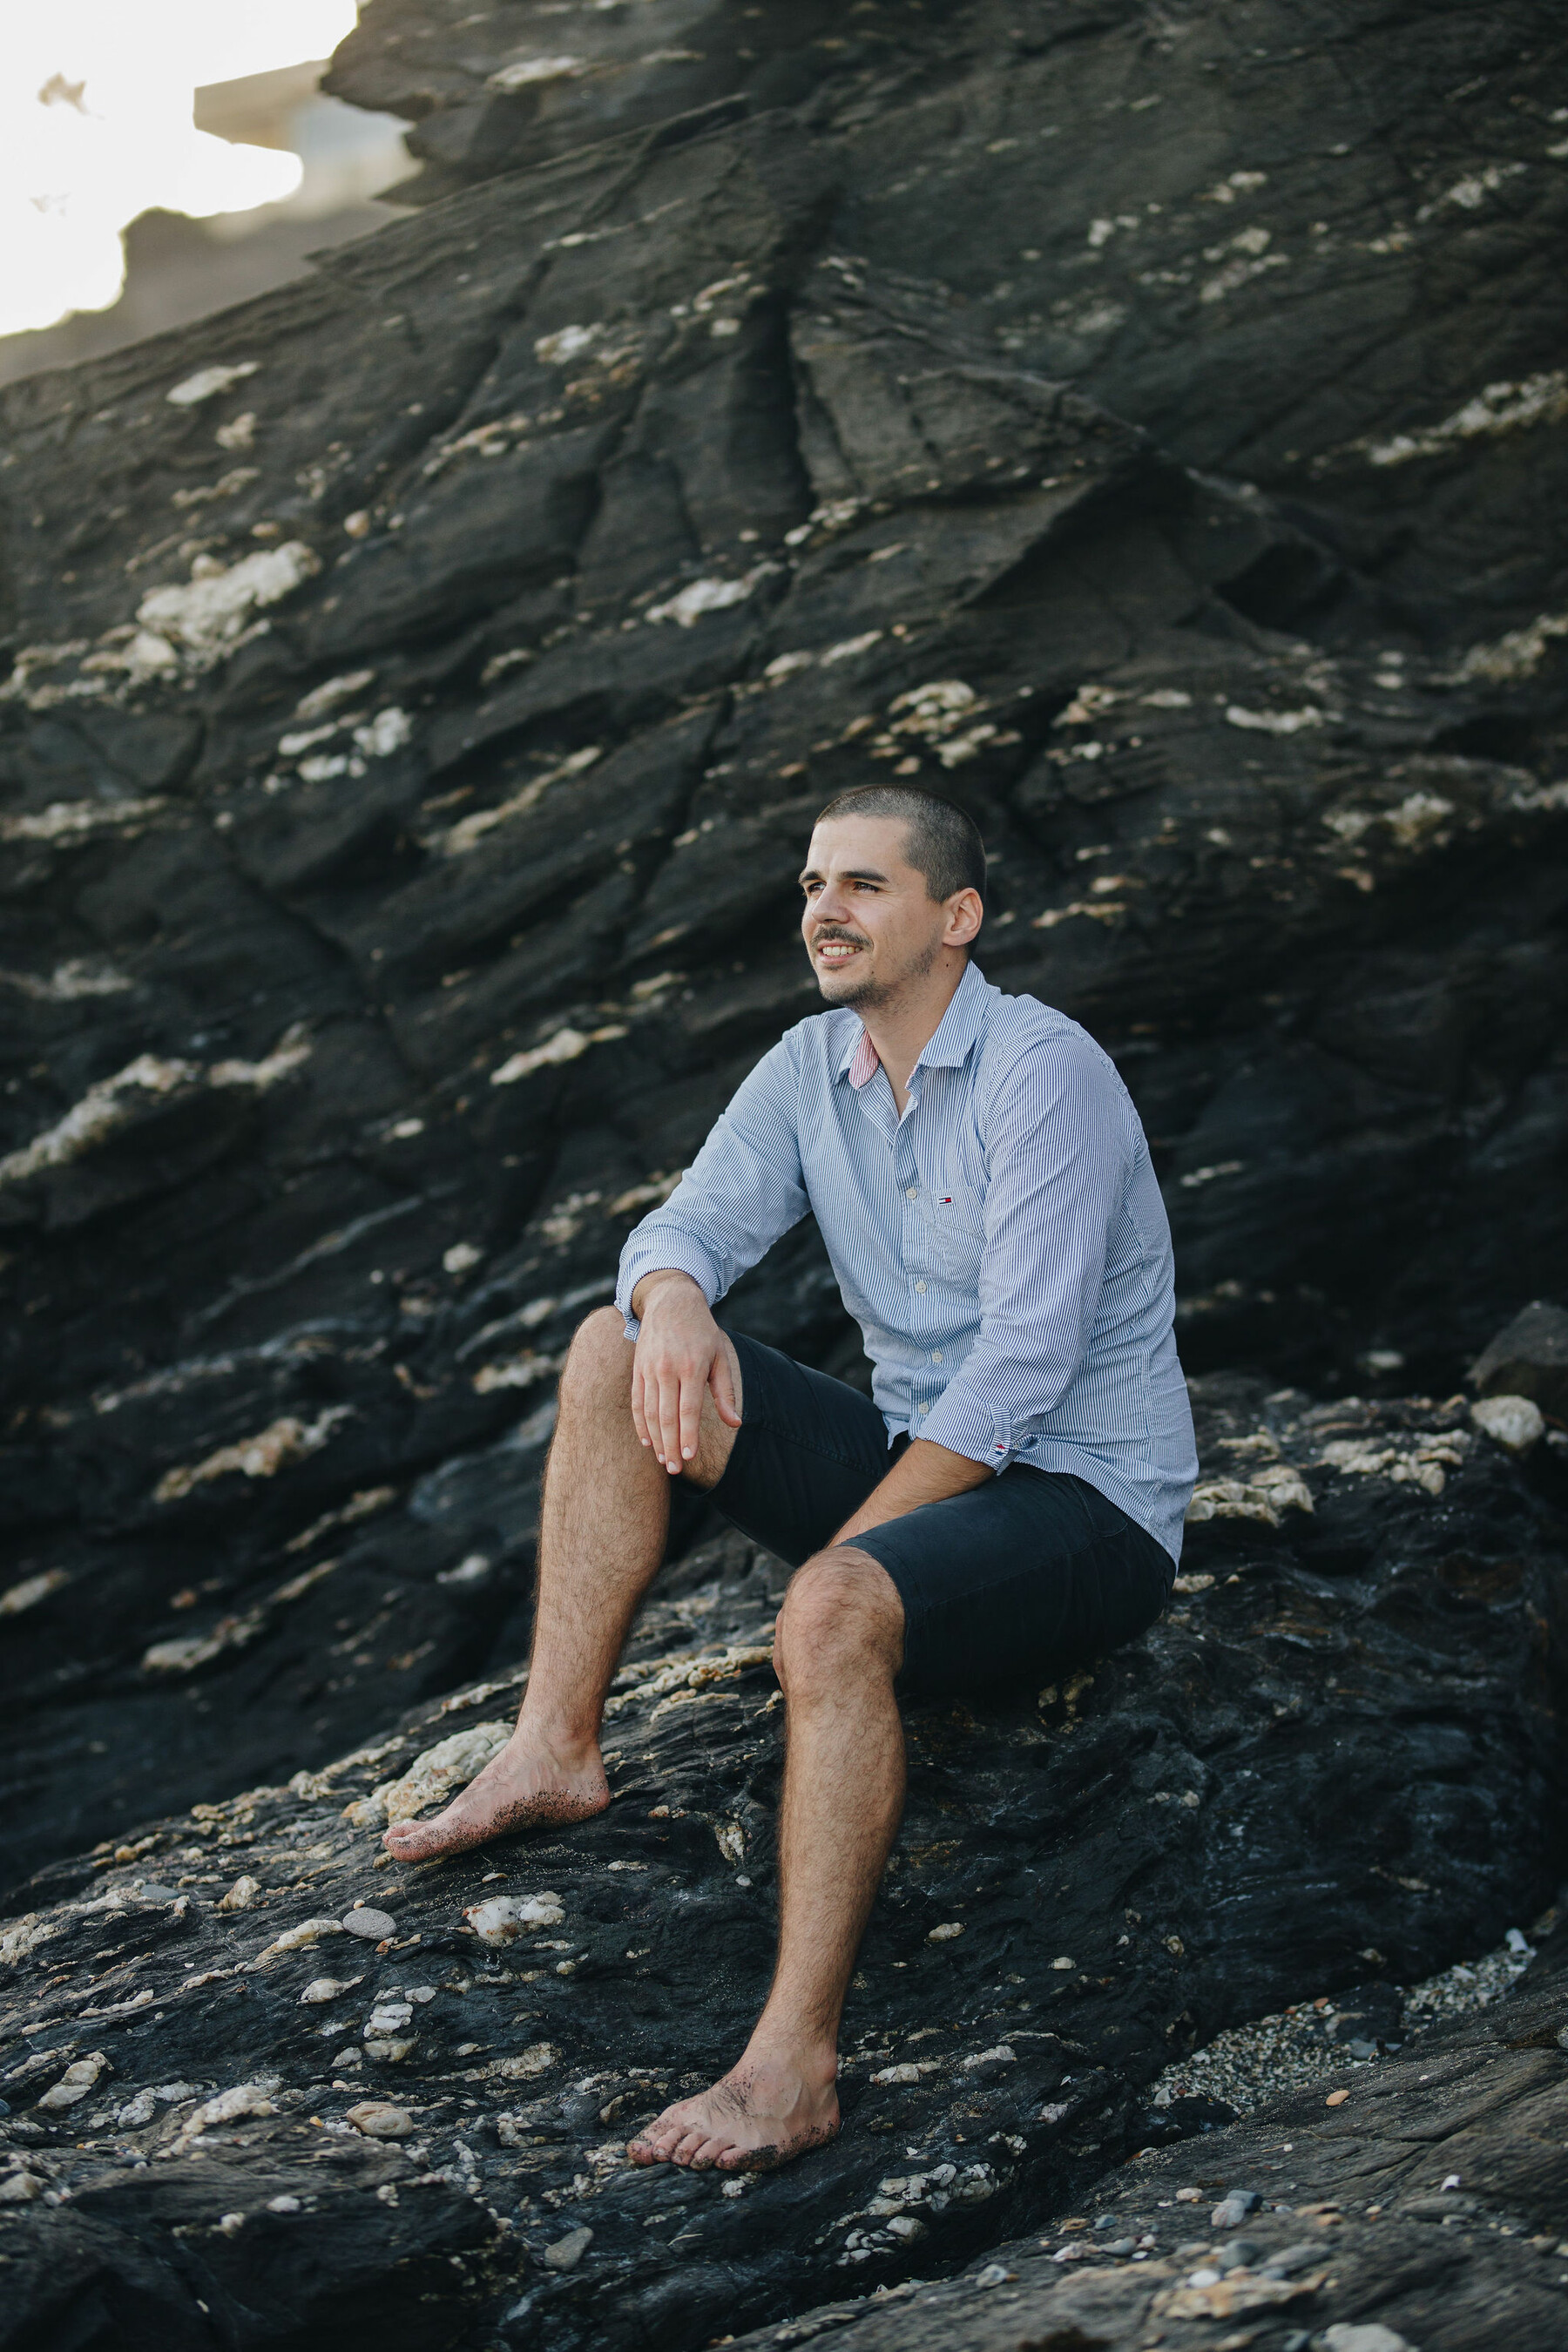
top-left (931, 1349), bottom-right (943, 1362)
top-left (906, 1186), bottom-right (919, 1200)
top-left (915, 1279), bottom-right (927, 1294)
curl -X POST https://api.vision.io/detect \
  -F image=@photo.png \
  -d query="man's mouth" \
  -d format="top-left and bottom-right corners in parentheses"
top-left (814, 936), bottom-right (866, 964)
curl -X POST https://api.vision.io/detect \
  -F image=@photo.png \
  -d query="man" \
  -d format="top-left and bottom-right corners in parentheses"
top-left (385, 785), bottom-right (1198, 2173)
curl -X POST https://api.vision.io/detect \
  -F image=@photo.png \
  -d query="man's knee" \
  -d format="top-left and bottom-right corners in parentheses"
top-left (774, 1550), bottom-right (902, 1693)
top-left (558, 1304), bottom-right (632, 1409)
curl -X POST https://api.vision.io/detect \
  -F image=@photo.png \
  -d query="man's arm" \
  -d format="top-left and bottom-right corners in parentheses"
top-left (616, 1037), bottom-right (808, 1335)
top-left (916, 1037), bottom-right (1128, 1471)
top-left (616, 1038), bottom-right (808, 1470)
top-left (832, 1438), bottom-right (991, 1546)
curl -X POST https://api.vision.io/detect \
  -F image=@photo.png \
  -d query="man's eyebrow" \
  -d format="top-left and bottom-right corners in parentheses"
top-left (798, 865), bottom-right (891, 885)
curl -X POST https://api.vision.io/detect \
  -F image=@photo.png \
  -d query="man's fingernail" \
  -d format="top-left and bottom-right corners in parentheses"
top-left (682, 1447), bottom-right (693, 1459)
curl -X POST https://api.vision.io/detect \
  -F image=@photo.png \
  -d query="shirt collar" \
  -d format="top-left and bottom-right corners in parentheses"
top-left (835, 959), bottom-right (990, 1089)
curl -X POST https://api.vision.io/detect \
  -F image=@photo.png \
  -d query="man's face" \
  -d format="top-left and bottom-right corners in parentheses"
top-left (798, 814), bottom-right (961, 1008)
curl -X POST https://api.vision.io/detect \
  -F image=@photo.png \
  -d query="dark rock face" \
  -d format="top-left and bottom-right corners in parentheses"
top-left (2, 12), bottom-right (1568, 2336)
top-left (2, 11), bottom-right (1568, 1882)
top-left (0, 1394), bottom-right (1564, 2349)
top-left (1471, 1300), bottom-right (1568, 1420)
top-left (328, 1), bottom-right (1568, 627)
top-left (723, 1924), bottom-right (1568, 2352)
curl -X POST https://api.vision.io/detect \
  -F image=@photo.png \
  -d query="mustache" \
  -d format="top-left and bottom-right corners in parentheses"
top-left (812, 928), bottom-right (871, 948)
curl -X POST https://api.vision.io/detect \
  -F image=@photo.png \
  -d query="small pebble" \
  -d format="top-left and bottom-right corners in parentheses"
top-left (543, 2226), bottom-right (593, 2272)
top-left (346, 2101), bottom-right (414, 2138)
top-left (341, 1908), bottom-right (397, 1942)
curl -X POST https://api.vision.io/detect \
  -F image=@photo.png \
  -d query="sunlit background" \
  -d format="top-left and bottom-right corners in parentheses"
top-left (1, 2), bottom-right (408, 377)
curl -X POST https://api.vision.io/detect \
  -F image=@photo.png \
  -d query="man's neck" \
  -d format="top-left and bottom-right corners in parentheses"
top-left (858, 953), bottom-right (970, 1115)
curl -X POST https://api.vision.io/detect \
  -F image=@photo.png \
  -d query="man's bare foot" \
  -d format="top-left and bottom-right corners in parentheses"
top-left (627, 2051), bottom-right (839, 2173)
top-left (382, 1735), bottom-right (609, 1862)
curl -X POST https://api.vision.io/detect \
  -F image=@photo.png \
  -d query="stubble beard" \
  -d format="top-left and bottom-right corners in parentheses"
top-left (813, 929), bottom-right (939, 1011)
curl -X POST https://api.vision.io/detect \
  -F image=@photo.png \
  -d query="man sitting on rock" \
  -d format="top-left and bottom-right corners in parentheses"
top-left (384, 784), bottom-right (1198, 2170)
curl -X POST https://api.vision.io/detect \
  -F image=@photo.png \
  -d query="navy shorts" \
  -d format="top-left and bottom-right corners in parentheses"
top-left (706, 1333), bottom-right (1175, 1700)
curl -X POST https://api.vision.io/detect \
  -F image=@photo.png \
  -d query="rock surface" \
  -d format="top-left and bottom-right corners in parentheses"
top-left (2, 3), bottom-right (1568, 1885)
top-left (723, 1913), bottom-right (1568, 2352)
top-left (1, 1387), bottom-right (1565, 2348)
top-left (3, 10), bottom-right (1568, 2337)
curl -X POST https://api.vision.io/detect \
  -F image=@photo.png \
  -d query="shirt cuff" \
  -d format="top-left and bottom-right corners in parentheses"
top-left (615, 1229), bottom-right (723, 1338)
top-left (917, 1378), bottom-right (1015, 1470)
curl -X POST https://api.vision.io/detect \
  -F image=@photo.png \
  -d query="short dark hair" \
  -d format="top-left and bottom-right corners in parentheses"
top-left (814, 785), bottom-right (986, 909)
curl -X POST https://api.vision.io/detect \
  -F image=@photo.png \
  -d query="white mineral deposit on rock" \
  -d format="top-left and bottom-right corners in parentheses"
top-left (645, 572), bottom-right (764, 627)
top-left (495, 2043), bottom-right (558, 2081)
top-left (134, 543), bottom-right (321, 670)
top-left (165, 362), bottom-right (260, 408)
top-left (154, 1406), bottom-right (351, 1508)
top-left (365, 2002), bottom-right (414, 2034)
top-left (172, 2083), bottom-right (276, 2150)
top-left (1470, 1394), bottom-right (1545, 1453)
top-left (344, 1720), bottom-right (511, 1828)
top-left (36, 2053), bottom-right (109, 2109)
top-left (0, 1569), bottom-right (71, 1617)
top-left (299, 1976), bottom-right (354, 2005)
top-left (463, 1893), bottom-right (564, 1945)
top-left (254, 1918), bottom-right (347, 1965)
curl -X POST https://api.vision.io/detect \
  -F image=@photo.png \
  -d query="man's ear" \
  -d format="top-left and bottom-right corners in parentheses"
top-left (945, 888), bottom-right (983, 948)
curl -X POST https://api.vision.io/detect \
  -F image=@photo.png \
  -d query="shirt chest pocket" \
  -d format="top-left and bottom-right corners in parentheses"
top-left (915, 1182), bottom-right (986, 1286)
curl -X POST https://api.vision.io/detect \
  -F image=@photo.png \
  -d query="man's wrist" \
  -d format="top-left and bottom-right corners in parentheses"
top-left (630, 1267), bottom-right (706, 1321)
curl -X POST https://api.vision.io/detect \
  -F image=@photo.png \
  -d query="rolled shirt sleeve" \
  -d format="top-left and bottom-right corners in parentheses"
top-left (616, 1037), bottom-right (811, 1335)
top-left (917, 1038), bottom-right (1130, 1470)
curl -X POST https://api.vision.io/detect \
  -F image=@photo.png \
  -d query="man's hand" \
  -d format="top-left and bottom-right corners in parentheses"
top-left (630, 1270), bottom-right (741, 1473)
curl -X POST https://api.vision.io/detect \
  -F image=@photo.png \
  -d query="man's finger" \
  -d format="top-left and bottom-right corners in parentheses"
top-left (631, 1359), bottom-right (651, 1450)
top-left (709, 1345), bottom-right (741, 1429)
top-left (658, 1369), bottom-right (685, 1473)
top-left (678, 1371), bottom-right (703, 1464)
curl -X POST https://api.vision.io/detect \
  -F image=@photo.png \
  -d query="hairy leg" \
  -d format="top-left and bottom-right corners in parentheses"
top-left (629, 1547), bottom-right (905, 2170)
top-left (384, 1306), bottom-right (740, 1862)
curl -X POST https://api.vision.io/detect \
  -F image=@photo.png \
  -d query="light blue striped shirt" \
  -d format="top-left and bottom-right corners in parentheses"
top-left (617, 959), bottom-right (1198, 1562)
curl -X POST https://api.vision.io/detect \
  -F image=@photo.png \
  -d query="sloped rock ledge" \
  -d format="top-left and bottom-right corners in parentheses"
top-left (0, 1387), bottom-right (1565, 2349)
top-left (727, 1918), bottom-right (1568, 2352)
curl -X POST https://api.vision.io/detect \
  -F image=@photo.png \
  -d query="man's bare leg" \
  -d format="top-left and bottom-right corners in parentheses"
top-left (628, 1548), bottom-right (905, 2170)
top-left (383, 1306), bottom-right (740, 1862)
